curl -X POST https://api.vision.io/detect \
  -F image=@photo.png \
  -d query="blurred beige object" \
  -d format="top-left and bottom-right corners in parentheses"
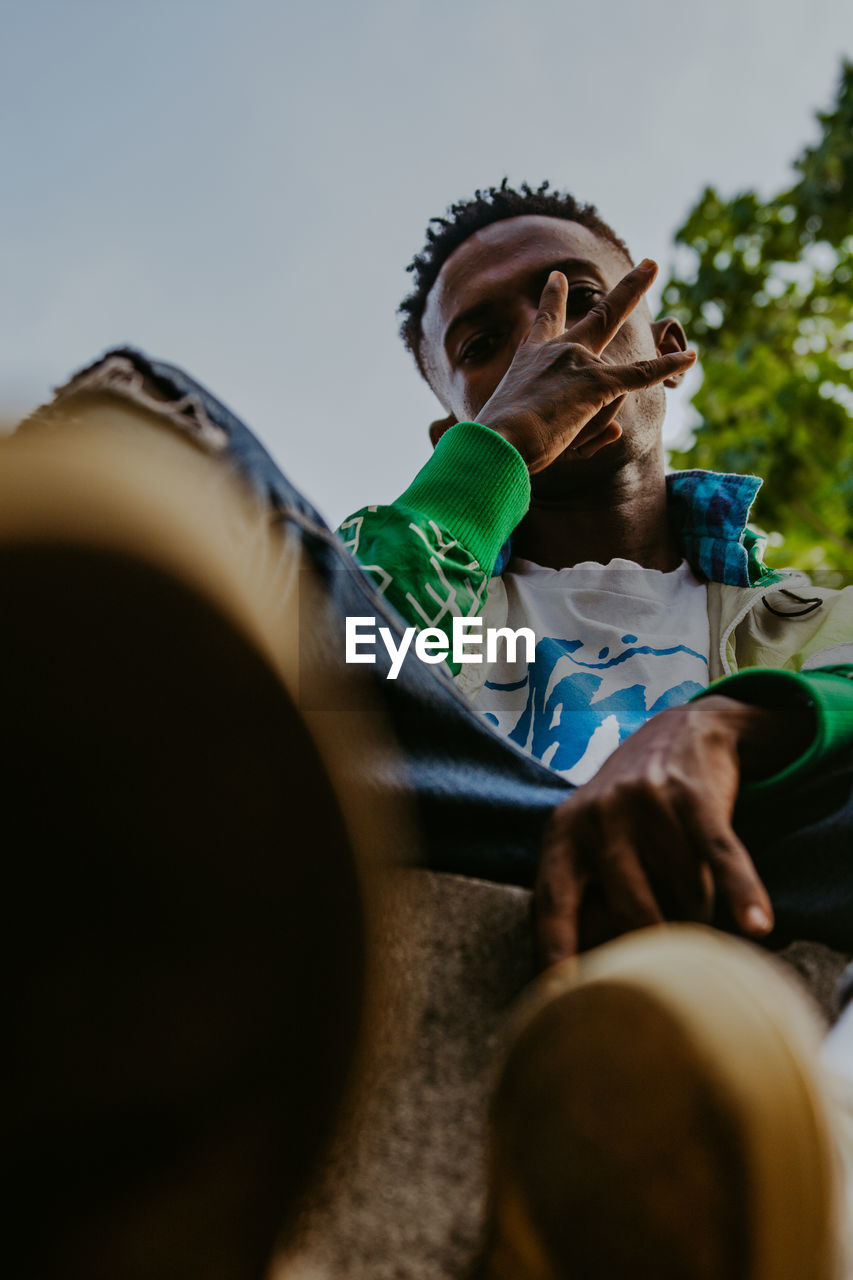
top-left (1, 405), bottom-right (414, 1280)
top-left (272, 875), bottom-right (850, 1280)
top-left (481, 926), bottom-right (849, 1280)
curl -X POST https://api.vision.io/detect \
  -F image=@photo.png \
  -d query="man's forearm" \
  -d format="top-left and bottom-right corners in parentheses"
top-left (337, 422), bottom-right (530, 672)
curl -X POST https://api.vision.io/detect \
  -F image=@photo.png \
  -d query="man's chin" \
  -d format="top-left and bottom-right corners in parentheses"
top-left (529, 432), bottom-right (632, 500)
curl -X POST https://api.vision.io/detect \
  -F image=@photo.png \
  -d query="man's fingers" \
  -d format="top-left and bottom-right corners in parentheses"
top-left (571, 398), bottom-right (624, 454)
top-left (573, 421), bottom-right (622, 460)
top-left (682, 807), bottom-right (774, 937)
top-left (639, 807), bottom-right (717, 923)
top-left (603, 349), bottom-right (696, 392)
top-left (664, 857), bottom-right (715, 924)
top-left (566, 258), bottom-right (657, 354)
top-left (596, 827), bottom-right (665, 930)
top-left (534, 824), bottom-right (586, 968)
top-left (527, 271), bottom-right (568, 345)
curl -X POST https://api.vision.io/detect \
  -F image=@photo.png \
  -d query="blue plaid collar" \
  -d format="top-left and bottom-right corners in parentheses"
top-left (494, 469), bottom-right (780, 588)
top-left (666, 469), bottom-right (770, 588)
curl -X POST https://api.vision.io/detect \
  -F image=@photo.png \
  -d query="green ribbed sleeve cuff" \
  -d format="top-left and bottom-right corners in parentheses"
top-left (395, 421), bottom-right (530, 572)
top-left (696, 665), bottom-right (853, 799)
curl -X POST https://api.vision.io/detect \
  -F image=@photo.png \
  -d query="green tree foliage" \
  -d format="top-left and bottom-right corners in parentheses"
top-left (662, 61), bottom-right (853, 571)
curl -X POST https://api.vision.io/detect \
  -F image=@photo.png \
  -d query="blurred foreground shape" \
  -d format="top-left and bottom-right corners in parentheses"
top-left (1, 414), bottom-right (410, 1280)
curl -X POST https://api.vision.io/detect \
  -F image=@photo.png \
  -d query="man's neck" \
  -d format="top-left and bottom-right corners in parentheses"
top-left (511, 453), bottom-right (681, 572)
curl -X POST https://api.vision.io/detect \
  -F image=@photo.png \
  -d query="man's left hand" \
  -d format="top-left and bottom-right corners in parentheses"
top-left (534, 695), bottom-right (812, 967)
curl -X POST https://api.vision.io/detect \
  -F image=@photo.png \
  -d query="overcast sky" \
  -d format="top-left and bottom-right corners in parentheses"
top-left (2, 0), bottom-right (850, 525)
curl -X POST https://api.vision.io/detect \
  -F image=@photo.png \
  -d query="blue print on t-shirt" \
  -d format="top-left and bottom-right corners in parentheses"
top-left (483, 635), bottom-right (707, 774)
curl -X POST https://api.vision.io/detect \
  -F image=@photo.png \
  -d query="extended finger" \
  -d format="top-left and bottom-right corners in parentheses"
top-left (565, 258), bottom-right (657, 355)
top-left (601, 349), bottom-right (696, 393)
top-left (527, 271), bottom-right (568, 345)
top-left (534, 821), bottom-right (587, 968)
top-left (681, 805), bottom-right (773, 937)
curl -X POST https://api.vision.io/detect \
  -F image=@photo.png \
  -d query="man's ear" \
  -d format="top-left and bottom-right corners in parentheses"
top-left (428, 413), bottom-right (457, 448)
top-left (650, 318), bottom-right (689, 387)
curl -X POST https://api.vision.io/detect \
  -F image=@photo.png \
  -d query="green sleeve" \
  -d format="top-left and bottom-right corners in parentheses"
top-left (336, 421), bottom-right (530, 675)
top-left (695, 665), bottom-right (853, 799)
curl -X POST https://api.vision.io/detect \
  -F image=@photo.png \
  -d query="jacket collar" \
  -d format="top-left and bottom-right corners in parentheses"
top-left (666, 469), bottom-right (777, 588)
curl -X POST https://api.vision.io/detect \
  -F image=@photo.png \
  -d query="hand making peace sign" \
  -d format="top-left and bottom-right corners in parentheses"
top-left (477, 259), bottom-right (696, 473)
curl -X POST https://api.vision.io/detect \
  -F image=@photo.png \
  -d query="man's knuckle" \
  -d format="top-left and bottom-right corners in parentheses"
top-left (668, 775), bottom-right (700, 805)
top-left (611, 775), bottom-right (655, 808)
top-left (560, 348), bottom-right (600, 377)
top-left (705, 832), bottom-right (739, 863)
top-left (589, 297), bottom-right (615, 327)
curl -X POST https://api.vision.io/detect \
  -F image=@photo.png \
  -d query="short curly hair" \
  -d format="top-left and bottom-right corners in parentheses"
top-left (399, 180), bottom-right (632, 376)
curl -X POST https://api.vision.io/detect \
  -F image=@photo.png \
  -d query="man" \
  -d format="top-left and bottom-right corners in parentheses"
top-left (336, 180), bottom-right (853, 1277)
top-left (338, 180), bottom-right (853, 964)
top-left (16, 195), bottom-right (853, 959)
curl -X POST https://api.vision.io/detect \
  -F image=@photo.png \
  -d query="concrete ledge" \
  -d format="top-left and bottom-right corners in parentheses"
top-left (275, 871), bottom-right (851, 1279)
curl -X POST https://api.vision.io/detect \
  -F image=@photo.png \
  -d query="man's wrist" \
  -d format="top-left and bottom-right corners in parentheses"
top-left (733, 702), bottom-right (814, 780)
top-left (395, 421), bottom-right (530, 570)
top-left (475, 410), bottom-right (537, 469)
top-left (692, 693), bottom-right (815, 783)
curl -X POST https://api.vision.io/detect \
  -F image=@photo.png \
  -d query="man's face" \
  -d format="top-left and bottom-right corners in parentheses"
top-left (420, 214), bottom-right (674, 491)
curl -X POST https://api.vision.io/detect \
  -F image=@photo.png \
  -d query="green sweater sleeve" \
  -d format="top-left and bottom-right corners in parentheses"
top-left (696, 665), bottom-right (853, 799)
top-left (337, 421), bottom-right (530, 675)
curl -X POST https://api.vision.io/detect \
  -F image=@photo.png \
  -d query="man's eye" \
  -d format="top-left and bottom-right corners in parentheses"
top-left (459, 332), bottom-right (504, 365)
top-left (565, 285), bottom-right (602, 312)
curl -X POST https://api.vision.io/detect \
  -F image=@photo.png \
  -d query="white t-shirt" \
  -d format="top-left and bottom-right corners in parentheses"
top-left (477, 557), bottom-right (711, 786)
